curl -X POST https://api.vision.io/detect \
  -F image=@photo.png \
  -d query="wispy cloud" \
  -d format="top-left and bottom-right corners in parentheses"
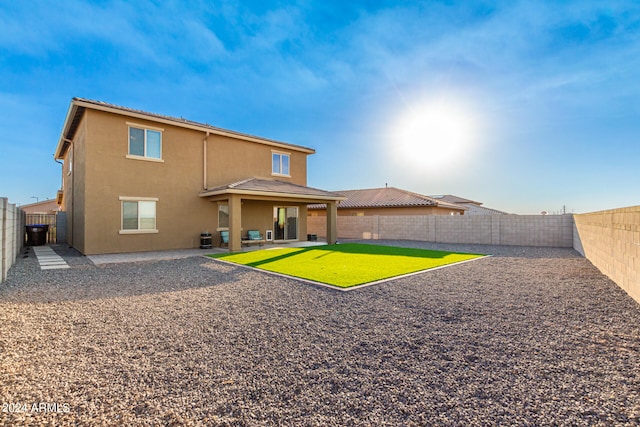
top-left (1, 0), bottom-right (638, 211)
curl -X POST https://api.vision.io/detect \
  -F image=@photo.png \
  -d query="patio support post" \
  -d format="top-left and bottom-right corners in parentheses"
top-left (326, 201), bottom-right (338, 244)
top-left (228, 194), bottom-right (242, 252)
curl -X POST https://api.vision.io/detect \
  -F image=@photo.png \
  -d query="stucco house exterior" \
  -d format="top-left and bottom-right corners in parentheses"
top-left (308, 187), bottom-right (466, 217)
top-left (54, 98), bottom-right (344, 254)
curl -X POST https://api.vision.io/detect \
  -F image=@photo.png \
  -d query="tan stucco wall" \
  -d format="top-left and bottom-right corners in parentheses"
top-left (574, 206), bottom-right (640, 304)
top-left (68, 114), bottom-right (88, 253)
top-left (61, 109), bottom-right (312, 254)
top-left (80, 110), bottom-right (213, 254)
top-left (206, 136), bottom-right (307, 188)
top-left (239, 201), bottom-right (273, 238)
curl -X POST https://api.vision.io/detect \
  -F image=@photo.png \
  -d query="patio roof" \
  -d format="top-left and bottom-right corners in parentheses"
top-left (199, 177), bottom-right (346, 202)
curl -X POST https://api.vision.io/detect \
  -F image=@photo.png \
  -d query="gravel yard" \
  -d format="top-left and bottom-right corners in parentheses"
top-left (1, 241), bottom-right (640, 426)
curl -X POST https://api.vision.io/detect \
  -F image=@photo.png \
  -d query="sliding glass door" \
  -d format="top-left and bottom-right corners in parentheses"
top-left (274, 207), bottom-right (298, 240)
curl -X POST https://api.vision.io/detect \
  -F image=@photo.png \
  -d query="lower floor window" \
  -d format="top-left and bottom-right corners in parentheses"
top-left (121, 199), bottom-right (157, 231)
top-left (218, 203), bottom-right (229, 229)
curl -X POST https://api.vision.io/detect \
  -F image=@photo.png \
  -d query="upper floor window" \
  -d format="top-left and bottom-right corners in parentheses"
top-left (128, 126), bottom-right (162, 160)
top-left (272, 152), bottom-right (290, 176)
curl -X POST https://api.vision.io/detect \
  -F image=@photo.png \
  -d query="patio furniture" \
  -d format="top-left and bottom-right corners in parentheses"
top-left (220, 230), bottom-right (229, 247)
top-left (242, 230), bottom-right (265, 247)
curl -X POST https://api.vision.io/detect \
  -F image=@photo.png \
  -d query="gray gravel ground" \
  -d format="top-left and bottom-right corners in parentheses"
top-left (1, 240), bottom-right (640, 426)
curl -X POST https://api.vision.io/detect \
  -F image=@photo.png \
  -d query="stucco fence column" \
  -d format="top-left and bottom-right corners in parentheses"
top-left (326, 201), bottom-right (338, 245)
top-left (228, 194), bottom-right (242, 252)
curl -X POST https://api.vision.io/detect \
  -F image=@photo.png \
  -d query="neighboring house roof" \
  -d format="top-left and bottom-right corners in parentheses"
top-left (430, 194), bottom-right (482, 205)
top-left (55, 98), bottom-right (315, 160)
top-left (308, 187), bottom-right (465, 211)
top-left (431, 194), bottom-right (508, 215)
top-left (463, 204), bottom-right (509, 215)
top-left (20, 199), bottom-right (59, 213)
top-left (200, 177), bottom-right (345, 202)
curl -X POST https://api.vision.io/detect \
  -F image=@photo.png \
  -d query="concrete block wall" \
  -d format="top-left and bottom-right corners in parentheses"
top-left (1, 197), bottom-right (25, 283)
top-left (429, 216), bottom-right (494, 244)
top-left (499, 214), bottom-right (574, 247)
top-left (574, 206), bottom-right (640, 304)
top-left (308, 214), bottom-right (574, 247)
top-left (309, 216), bottom-right (377, 240)
top-left (310, 208), bottom-right (639, 305)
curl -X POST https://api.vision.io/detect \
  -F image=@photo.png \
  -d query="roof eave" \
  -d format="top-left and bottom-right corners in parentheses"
top-left (54, 101), bottom-right (81, 159)
top-left (68, 98), bottom-right (316, 155)
top-left (199, 188), bottom-right (346, 202)
top-left (436, 201), bottom-right (468, 210)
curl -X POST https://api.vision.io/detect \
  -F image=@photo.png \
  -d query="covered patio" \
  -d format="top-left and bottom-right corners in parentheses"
top-left (199, 177), bottom-right (345, 252)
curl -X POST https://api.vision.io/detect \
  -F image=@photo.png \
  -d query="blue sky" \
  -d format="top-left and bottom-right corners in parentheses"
top-left (1, 0), bottom-right (638, 214)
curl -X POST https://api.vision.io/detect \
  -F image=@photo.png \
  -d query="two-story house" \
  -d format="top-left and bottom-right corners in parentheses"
top-left (54, 98), bottom-right (344, 254)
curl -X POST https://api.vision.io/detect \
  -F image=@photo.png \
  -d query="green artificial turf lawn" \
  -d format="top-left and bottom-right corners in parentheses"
top-left (209, 243), bottom-right (484, 288)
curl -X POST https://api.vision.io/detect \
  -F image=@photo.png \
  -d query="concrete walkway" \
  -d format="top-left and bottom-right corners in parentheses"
top-left (32, 246), bottom-right (70, 270)
top-left (87, 240), bottom-right (328, 265)
top-left (88, 248), bottom-right (224, 265)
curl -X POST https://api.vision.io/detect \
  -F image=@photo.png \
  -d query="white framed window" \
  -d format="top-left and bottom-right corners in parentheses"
top-left (127, 123), bottom-right (163, 161)
top-left (218, 203), bottom-right (229, 230)
top-left (272, 152), bottom-right (290, 176)
top-left (119, 197), bottom-right (158, 234)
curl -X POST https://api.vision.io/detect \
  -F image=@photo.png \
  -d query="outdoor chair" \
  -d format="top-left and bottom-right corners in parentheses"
top-left (220, 230), bottom-right (229, 247)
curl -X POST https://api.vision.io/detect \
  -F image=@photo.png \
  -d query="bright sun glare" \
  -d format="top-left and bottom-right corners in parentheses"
top-left (393, 99), bottom-right (478, 173)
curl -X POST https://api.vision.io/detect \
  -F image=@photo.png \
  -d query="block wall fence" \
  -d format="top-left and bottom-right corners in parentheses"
top-left (309, 209), bottom-right (639, 304)
top-left (1, 198), bottom-right (25, 283)
top-left (573, 206), bottom-right (640, 304)
top-left (308, 214), bottom-right (575, 247)
top-left (2, 199), bottom-right (638, 304)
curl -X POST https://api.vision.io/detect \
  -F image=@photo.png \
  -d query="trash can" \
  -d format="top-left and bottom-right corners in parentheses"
top-left (25, 224), bottom-right (49, 246)
top-left (200, 231), bottom-right (212, 249)
top-left (307, 234), bottom-right (318, 242)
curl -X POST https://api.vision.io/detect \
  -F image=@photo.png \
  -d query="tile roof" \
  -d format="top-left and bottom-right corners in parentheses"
top-left (430, 194), bottom-right (509, 215)
top-left (430, 194), bottom-right (482, 205)
top-left (459, 204), bottom-right (509, 215)
top-left (308, 187), bottom-right (465, 210)
top-left (200, 177), bottom-right (345, 201)
top-left (19, 198), bottom-right (58, 209)
top-left (56, 97), bottom-right (315, 159)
